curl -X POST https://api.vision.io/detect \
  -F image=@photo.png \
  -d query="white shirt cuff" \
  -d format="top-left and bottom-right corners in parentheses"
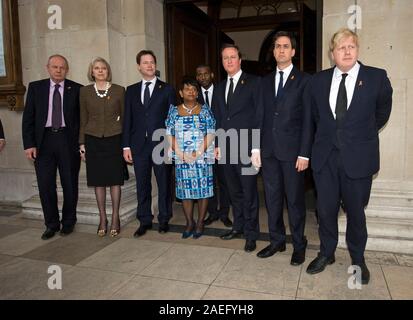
top-left (298, 156), bottom-right (309, 161)
top-left (251, 149), bottom-right (260, 153)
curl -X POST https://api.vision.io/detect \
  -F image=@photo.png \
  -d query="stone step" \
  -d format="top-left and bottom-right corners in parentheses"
top-left (338, 215), bottom-right (413, 254)
top-left (369, 189), bottom-right (413, 208)
top-left (365, 206), bottom-right (413, 221)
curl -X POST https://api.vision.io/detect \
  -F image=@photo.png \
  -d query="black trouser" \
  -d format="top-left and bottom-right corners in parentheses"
top-left (35, 129), bottom-right (80, 230)
top-left (261, 155), bottom-right (307, 251)
top-left (133, 141), bottom-right (172, 226)
top-left (223, 163), bottom-right (259, 240)
top-left (207, 163), bottom-right (230, 219)
top-left (313, 149), bottom-right (372, 263)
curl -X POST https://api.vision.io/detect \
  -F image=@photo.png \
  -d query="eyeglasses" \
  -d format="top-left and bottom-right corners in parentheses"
top-left (335, 45), bottom-right (357, 52)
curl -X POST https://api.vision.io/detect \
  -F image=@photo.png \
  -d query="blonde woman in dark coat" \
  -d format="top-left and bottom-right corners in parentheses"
top-left (79, 57), bottom-right (125, 237)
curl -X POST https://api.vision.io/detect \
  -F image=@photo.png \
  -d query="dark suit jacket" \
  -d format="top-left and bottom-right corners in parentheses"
top-left (303, 63), bottom-right (392, 179)
top-left (213, 72), bottom-right (261, 157)
top-left (0, 118), bottom-right (4, 139)
top-left (122, 79), bottom-right (175, 153)
top-left (22, 79), bottom-right (83, 152)
top-left (259, 67), bottom-right (310, 161)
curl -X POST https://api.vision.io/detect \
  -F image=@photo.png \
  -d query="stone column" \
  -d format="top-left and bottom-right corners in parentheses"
top-left (323, 0), bottom-right (413, 254)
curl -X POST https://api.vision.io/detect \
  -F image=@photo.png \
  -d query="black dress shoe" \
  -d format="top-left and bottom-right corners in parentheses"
top-left (158, 223), bottom-right (169, 234)
top-left (257, 243), bottom-right (286, 258)
top-left (244, 240), bottom-right (256, 252)
top-left (133, 224), bottom-right (152, 238)
top-left (60, 225), bottom-right (74, 236)
top-left (220, 217), bottom-right (233, 228)
top-left (204, 215), bottom-right (219, 226)
top-left (306, 253), bottom-right (335, 274)
top-left (220, 229), bottom-right (243, 240)
top-left (290, 249), bottom-right (306, 266)
top-left (291, 240), bottom-right (307, 265)
top-left (352, 261), bottom-right (370, 285)
top-left (41, 228), bottom-right (58, 240)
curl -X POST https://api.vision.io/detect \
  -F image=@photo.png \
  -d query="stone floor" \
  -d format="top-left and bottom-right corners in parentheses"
top-left (0, 203), bottom-right (413, 300)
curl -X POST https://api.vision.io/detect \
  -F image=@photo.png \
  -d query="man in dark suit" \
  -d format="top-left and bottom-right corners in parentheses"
top-left (0, 118), bottom-right (5, 153)
top-left (252, 32), bottom-right (310, 265)
top-left (195, 64), bottom-right (232, 228)
top-left (123, 50), bottom-right (175, 237)
top-left (22, 54), bottom-right (82, 240)
top-left (304, 28), bottom-right (392, 284)
top-left (214, 44), bottom-right (261, 252)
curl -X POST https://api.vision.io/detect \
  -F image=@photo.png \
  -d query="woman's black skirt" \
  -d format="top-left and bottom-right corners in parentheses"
top-left (85, 134), bottom-right (125, 187)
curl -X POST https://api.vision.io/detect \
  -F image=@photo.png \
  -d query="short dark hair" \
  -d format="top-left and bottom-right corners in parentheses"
top-left (179, 76), bottom-right (200, 92)
top-left (196, 64), bottom-right (212, 72)
top-left (273, 31), bottom-right (297, 50)
top-left (136, 50), bottom-right (157, 65)
top-left (220, 43), bottom-right (242, 59)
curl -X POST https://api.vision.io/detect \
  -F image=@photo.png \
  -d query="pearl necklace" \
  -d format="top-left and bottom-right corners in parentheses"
top-left (94, 82), bottom-right (110, 98)
top-left (182, 103), bottom-right (199, 114)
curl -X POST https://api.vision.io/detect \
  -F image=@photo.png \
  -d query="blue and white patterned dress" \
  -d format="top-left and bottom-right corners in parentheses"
top-left (165, 104), bottom-right (215, 200)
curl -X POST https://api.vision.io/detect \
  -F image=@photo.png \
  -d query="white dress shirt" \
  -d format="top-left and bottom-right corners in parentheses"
top-left (141, 77), bottom-right (157, 105)
top-left (225, 69), bottom-right (243, 104)
top-left (201, 84), bottom-right (214, 108)
top-left (275, 63), bottom-right (294, 96)
top-left (329, 62), bottom-right (360, 118)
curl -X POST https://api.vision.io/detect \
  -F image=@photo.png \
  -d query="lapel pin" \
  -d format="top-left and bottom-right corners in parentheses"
top-left (159, 85), bottom-right (162, 89)
top-left (290, 75), bottom-right (295, 80)
top-left (241, 80), bottom-right (245, 85)
top-left (67, 86), bottom-right (71, 90)
top-left (107, 96), bottom-right (111, 100)
top-left (359, 80), bottom-right (363, 86)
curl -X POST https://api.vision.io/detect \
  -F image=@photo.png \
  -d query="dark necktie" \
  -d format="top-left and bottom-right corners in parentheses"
top-left (143, 81), bottom-right (151, 108)
top-left (52, 84), bottom-right (62, 129)
top-left (335, 73), bottom-right (348, 123)
top-left (226, 78), bottom-right (234, 109)
top-left (204, 90), bottom-right (210, 107)
top-left (276, 71), bottom-right (284, 98)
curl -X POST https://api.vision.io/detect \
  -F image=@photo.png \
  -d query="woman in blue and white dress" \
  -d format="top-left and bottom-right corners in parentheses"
top-left (166, 77), bottom-right (215, 239)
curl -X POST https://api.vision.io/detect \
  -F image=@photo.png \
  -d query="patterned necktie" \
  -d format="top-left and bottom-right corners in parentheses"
top-left (143, 81), bottom-right (151, 108)
top-left (52, 84), bottom-right (62, 129)
top-left (276, 71), bottom-right (284, 98)
top-left (335, 73), bottom-right (348, 123)
top-left (226, 78), bottom-right (234, 109)
top-left (204, 90), bottom-right (210, 107)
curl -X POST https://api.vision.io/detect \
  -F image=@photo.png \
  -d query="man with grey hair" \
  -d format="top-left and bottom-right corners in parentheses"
top-left (22, 54), bottom-right (82, 240)
top-left (303, 28), bottom-right (392, 284)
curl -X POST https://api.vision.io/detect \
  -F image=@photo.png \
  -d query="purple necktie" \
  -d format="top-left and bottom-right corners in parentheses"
top-left (52, 84), bottom-right (62, 129)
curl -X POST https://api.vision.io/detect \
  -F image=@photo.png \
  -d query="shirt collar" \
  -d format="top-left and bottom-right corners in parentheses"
top-left (143, 77), bottom-right (157, 85)
top-left (276, 63), bottom-right (294, 78)
top-left (334, 61), bottom-right (360, 79)
top-left (202, 84), bottom-right (214, 93)
top-left (50, 79), bottom-right (65, 88)
top-left (227, 69), bottom-right (242, 82)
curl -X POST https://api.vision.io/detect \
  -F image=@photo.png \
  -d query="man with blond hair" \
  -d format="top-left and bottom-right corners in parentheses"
top-left (303, 28), bottom-right (392, 284)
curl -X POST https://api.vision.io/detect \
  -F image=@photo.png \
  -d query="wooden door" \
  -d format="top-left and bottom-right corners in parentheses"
top-left (165, 2), bottom-right (218, 92)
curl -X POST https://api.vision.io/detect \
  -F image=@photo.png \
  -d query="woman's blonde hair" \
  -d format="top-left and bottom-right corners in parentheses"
top-left (87, 57), bottom-right (112, 82)
top-left (329, 28), bottom-right (359, 51)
